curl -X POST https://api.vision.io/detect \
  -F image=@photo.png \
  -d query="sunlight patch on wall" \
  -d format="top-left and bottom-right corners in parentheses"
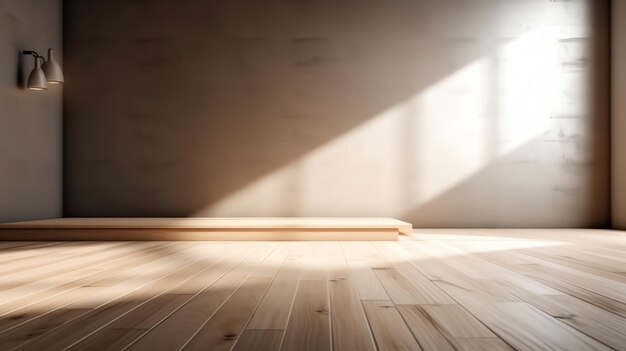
top-left (198, 23), bottom-right (590, 218)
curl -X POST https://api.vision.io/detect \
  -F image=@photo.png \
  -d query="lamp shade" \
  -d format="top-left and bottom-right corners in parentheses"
top-left (27, 57), bottom-right (47, 91)
top-left (42, 48), bottom-right (64, 84)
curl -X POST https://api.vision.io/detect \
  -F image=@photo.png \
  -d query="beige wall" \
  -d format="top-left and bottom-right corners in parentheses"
top-left (612, 0), bottom-right (626, 229)
top-left (0, 0), bottom-right (63, 222)
top-left (64, 0), bottom-right (610, 227)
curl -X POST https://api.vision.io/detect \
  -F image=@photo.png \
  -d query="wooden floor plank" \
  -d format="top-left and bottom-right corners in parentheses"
top-left (399, 235), bottom-right (614, 350)
top-left (516, 294), bottom-right (626, 351)
top-left (0, 242), bottom-right (131, 279)
top-left (435, 274), bottom-right (613, 351)
top-left (523, 246), bottom-right (626, 283)
top-left (0, 242), bottom-right (147, 308)
top-left (432, 240), bottom-right (560, 296)
top-left (456, 337), bottom-right (514, 351)
top-left (9, 243), bottom-right (214, 350)
top-left (396, 305), bottom-right (457, 351)
top-left (182, 276), bottom-right (274, 351)
top-left (374, 242), bottom-right (456, 304)
top-left (243, 260), bottom-right (299, 331)
top-left (65, 245), bottom-right (252, 351)
top-left (481, 248), bottom-right (626, 318)
top-left (362, 300), bottom-right (422, 351)
top-left (0, 242), bottom-right (173, 333)
top-left (243, 246), bottom-right (299, 331)
top-left (231, 329), bottom-right (284, 351)
top-left (124, 244), bottom-right (276, 351)
top-left (325, 243), bottom-right (377, 351)
top-left (281, 280), bottom-right (331, 351)
top-left (419, 304), bottom-right (495, 338)
top-left (0, 242), bottom-right (74, 265)
top-left (182, 246), bottom-right (289, 350)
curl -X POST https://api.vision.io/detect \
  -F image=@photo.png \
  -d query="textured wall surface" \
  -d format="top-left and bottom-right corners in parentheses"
top-left (612, 0), bottom-right (626, 229)
top-left (64, 0), bottom-right (610, 227)
top-left (0, 0), bottom-right (63, 222)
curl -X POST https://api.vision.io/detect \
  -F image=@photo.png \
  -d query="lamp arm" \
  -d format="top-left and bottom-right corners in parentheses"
top-left (22, 51), bottom-right (45, 59)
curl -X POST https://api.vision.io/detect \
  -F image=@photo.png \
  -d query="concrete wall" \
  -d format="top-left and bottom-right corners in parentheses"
top-left (0, 0), bottom-right (63, 222)
top-left (64, 0), bottom-right (610, 227)
top-left (612, 0), bottom-right (626, 229)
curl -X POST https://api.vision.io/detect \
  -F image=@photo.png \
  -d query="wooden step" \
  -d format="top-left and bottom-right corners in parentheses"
top-left (0, 218), bottom-right (412, 241)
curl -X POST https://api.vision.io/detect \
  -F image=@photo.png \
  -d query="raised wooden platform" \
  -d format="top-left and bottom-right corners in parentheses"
top-left (0, 217), bottom-right (412, 241)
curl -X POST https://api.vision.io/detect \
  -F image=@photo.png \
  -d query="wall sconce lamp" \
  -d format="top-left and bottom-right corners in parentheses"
top-left (22, 49), bottom-right (64, 91)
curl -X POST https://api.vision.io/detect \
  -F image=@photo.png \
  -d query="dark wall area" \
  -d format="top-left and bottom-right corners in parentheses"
top-left (63, 0), bottom-right (610, 227)
top-left (0, 0), bottom-right (63, 222)
top-left (612, 0), bottom-right (626, 229)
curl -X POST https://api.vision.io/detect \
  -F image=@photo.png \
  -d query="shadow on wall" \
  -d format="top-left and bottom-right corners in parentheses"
top-left (16, 52), bottom-right (24, 89)
top-left (63, 0), bottom-right (609, 227)
top-left (0, 0), bottom-right (63, 223)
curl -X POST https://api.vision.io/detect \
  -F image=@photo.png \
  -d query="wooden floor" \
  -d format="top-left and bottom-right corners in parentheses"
top-left (0, 229), bottom-right (625, 351)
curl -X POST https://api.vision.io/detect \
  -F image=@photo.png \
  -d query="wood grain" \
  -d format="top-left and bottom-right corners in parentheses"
top-left (0, 217), bottom-right (410, 241)
top-left (0, 229), bottom-right (625, 351)
top-left (281, 280), bottom-right (331, 351)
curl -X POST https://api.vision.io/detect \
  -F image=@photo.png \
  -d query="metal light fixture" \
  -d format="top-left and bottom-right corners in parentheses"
top-left (26, 55), bottom-right (47, 91)
top-left (42, 49), bottom-right (64, 84)
top-left (22, 48), bottom-right (64, 91)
